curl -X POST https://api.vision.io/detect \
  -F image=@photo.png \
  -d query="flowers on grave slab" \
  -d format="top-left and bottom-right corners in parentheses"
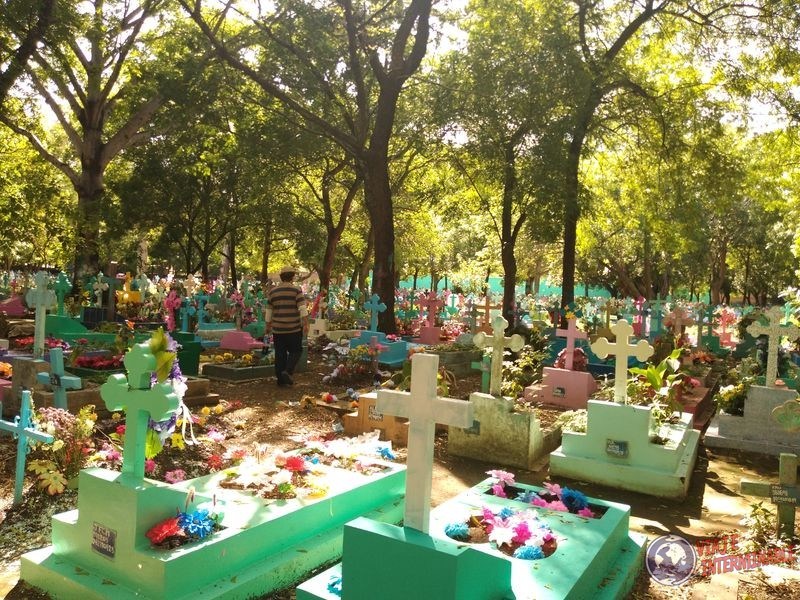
top-left (554, 346), bottom-right (588, 371)
top-left (443, 506), bottom-right (557, 560)
top-left (210, 349), bottom-right (273, 367)
top-left (218, 450), bottom-right (329, 500)
top-left (165, 469), bottom-right (187, 484)
top-left (12, 336), bottom-right (70, 352)
top-left (146, 492), bottom-right (224, 549)
top-left (294, 431), bottom-right (396, 476)
top-left (72, 353), bottom-right (124, 370)
top-left (0, 361), bottom-right (11, 378)
top-left (486, 471), bottom-right (596, 518)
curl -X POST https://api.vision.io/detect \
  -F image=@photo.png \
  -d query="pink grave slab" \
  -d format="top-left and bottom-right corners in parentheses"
top-left (417, 326), bottom-right (441, 345)
top-left (526, 367), bottom-right (597, 410)
top-left (219, 330), bottom-right (264, 352)
top-left (0, 295), bottom-right (27, 317)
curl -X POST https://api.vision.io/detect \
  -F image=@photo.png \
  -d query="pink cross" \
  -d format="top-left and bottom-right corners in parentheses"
top-left (418, 291), bottom-right (444, 328)
top-left (556, 318), bottom-right (588, 370)
top-left (163, 290), bottom-right (182, 332)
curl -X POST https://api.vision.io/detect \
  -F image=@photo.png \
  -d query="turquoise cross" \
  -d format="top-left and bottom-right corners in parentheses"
top-left (363, 294), bottom-right (387, 331)
top-left (53, 272), bottom-right (72, 317)
top-left (37, 348), bottom-right (82, 409)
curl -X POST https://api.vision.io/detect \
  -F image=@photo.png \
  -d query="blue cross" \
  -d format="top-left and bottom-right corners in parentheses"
top-left (36, 347), bottom-right (82, 410)
top-left (363, 294), bottom-right (387, 331)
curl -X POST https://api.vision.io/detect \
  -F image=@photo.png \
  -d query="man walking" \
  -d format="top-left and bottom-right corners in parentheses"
top-left (266, 266), bottom-right (308, 386)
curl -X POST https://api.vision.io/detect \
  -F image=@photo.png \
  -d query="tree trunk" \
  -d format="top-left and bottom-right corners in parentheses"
top-left (73, 170), bottom-right (104, 285)
top-left (228, 230), bottom-right (237, 290)
top-left (261, 216), bottom-right (273, 283)
top-left (358, 227), bottom-right (374, 296)
top-left (710, 240), bottom-right (728, 304)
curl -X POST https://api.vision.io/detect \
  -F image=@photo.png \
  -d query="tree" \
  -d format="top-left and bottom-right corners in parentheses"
top-left (180, 0), bottom-right (433, 332)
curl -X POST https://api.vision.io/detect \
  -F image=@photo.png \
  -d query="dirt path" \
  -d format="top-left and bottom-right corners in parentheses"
top-left (1, 361), bottom-right (798, 599)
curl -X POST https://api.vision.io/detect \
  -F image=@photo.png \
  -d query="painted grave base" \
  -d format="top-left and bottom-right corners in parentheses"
top-left (523, 367), bottom-right (597, 410)
top-left (22, 459), bottom-right (405, 600)
top-left (202, 348), bottom-right (307, 382)
top-left (297, 478), bottom-right (645, 600)
top-left (448, 392), bottom-right (558, 470)
top-left (430, 348), bottom-right (482, 377)
top-left (550, 400), bottom-right (700, 498)
top-left (343, 392), bottom-right (408, 446)
top-left (704, 385), bottom-right (800, 455)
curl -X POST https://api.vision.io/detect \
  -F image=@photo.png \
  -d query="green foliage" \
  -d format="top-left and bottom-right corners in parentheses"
top-left (501, 344), bottom-right (547, 399)
top-left (149, 327), bottom-right (176, 383)
top-left (27, 459), bottom-right (68, 495)
top-left (555, 410), bottom-right (588, 434)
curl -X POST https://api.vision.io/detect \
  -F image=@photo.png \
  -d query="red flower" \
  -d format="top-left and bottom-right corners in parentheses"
top-left (285, 455), bottom-right (306, 472)
top-left (116, 424), bottom-right (126, 435)
top-left (207, 454), bottom-right (224, 471)
top-left (146, 516), bottom-right (184, 544)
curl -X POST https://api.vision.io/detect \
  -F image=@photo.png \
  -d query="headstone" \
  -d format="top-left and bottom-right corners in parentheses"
top-left (343, 393), bottom-right (409, 446)
top-left (53, 272), bottom-right (71, 317)
top-left (136, 272), bottom-right (151, 299)
top-left (219, 330), bottom-right (264, 352)
top-left (26, 271), bottom-right (56, 359)
top-left (375, 353), bottom-right (473, 533)
top-left (472, 315), bottom-right (524, 397)
top-left (648, 294), bottom-right (667, 340)
top-left (741, 453), bottom-right (798, 539)
top-left (36, 348), bottom-right (82, 410)
top-left (591, 319), bottom-right (654, 403)
top-left (179, 298), bottom-right (196, 333)
top-left (0, 390), bottom-right (54, 505)
top-left (748, 306), bottom-right (800, 388)
top-left (163, 290), bottom-right (182, 332)
top-left (556, 317), bottom-right (587, 371)
top-left (417, 291), bottom-right (443, 344)
top-left (92, 272), bottom-right (108, 308)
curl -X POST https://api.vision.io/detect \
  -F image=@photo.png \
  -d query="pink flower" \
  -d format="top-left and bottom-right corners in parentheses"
top-left (543, 482), bottom-right (562, 497)
top-left (546, 500), bottom-right (569, 513)
top-left (206, 430), bottom-right (225, 443)
top-left (144, 458), bottom-right (156, 474)
top-left (512, 521), bottom-right (532, 544)
top-left (531, 497), bottom-right (548, 508)
top-left (106, 449), bottom-right (122, 463)
top-left (491, 483), bottom-right (507, 498)
top-left (165, 469), bottom-right (186, 484)
top-left (578, 507), bottom-right (595, 518)
top-left (481, 507), bottom-right (497, 532)
top-left (486, 469), bottom-right (516, 487)
top-left (116, 424), bottom-right (126, 436)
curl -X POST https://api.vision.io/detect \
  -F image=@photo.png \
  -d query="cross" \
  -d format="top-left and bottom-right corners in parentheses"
top-left (179, 299), bottom-right (196, 333)
top-left (376, 353), bottom-right (473, 533)
top-left (591, 319), bottom-right (654, 403)
top-left (363, 294), bottom-right (386, 332)
top-left (100, 343), bottom-right (180, 486)
top-left (741, 453), bottom-right (798, 539)
top-left (53, 272), bottom-right (72, 317)
top-left (464, 298), bottom-right (478, 334)
top-left (0, 390), bottom-right (54, 505)
top-left (666, 305), bottom-right (694, 335)
top-left (195, 294), bottom-right (209, 325)
top-left (184, 274), bottom-right (198, 296)
top-left (472, 315), bottom-right (525, 397)
top-left (748, 306), bottom-right (800, 388)
top-left (163, 290), bottom-right (182, 332)
top-left (136, 273), bottom-right (150, 299)
top-left (418, 291), bottom-right (444, 329)
top-left (26, 271), bottom-right (56, 359)
top-left (36, 347), bottom-right (82, 410)
top-left (349, 288), bottom-right (362, 310)
top-left (470, 353), bottom-right (491, 394)
top-left (101, 272), bottom-right (121, 320)
top-left (648, 294), bottom-right (667, 339)
top-left (556, 317), bottom-right (588, 371)
top-left (92, 272), bottom-right (109, 308)
top-left (700, 304), bottom-right (716, 339)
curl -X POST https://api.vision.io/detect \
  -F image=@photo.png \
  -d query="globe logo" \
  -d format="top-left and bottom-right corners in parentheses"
top-left (646, 534), bottom-right (697, 586)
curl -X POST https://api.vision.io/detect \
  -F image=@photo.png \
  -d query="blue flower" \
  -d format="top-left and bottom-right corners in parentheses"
top-left (378, 447), bottom-right (396, 461)
top-left (561, 487), bottom-right (589, 512)
top-left (498, 507), bottom-right (515, 520)
top-left (327, 575), bottom-right (343, 596)
top-left (516, 490), bottom-right (537, 503)
top-left (178, 509), bottom-right (214, 539)
top-left (444, 522), bottom-right (470, 541)
top-left (513, 545), bottom-right (544, 560)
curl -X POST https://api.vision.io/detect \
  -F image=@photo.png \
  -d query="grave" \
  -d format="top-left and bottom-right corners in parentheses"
top-left (470, 353), bottom-right (490, 394)
top-left (298, 353), bottom-right (645, 600)
top-left (740, 452), bottom-right (798, 539)
top-left (219, 329), bottom-right (264, 352)
top-left (0, 389), bottom-right (54, 505)
top-left (550, 320), bottom-right (700, 498)
top-left (417, 291), bottom-right (443, 344)
top-left (343, 392), bottom-right (409, 446)
top-left (525, 318), bottom-right (597, 409)
top-left (348, 295), bottom-right (408, 367)
top-left (0, 294), bottom-right (27, 317)
top-left (427, 346), bottom-right (481, 377)
top-left (7, 356), bottom-right (50, 415)
top-left (22, 341), bottom-right (406, 600)
top-left (472, 315), bottom-right (524, 397)
top-left (26, 270), bottom-right (56, 358)
top-left (196, 320), bottom-right (237, 348)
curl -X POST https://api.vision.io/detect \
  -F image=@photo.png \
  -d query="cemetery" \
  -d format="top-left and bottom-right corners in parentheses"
top-left (3, 1), bottom-right (800, 599)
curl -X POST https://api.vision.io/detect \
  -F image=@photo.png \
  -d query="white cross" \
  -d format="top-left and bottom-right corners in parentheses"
top-left (556, 317), bottom-right (588, 371)
top-left (25, 271), bottom-right (55, 359)
top-left (376, 353), bottom-right (473, 533)
top-left (591, 319), bottom-right (654, 403)
top-left (93, 272), bottom-right (109, 307)
top-left (473, 315), bottom-right (524, 397)
top-left (748, 307), bottom-right (800, 388)
top-left (136, 273), bottom-right (150, 299)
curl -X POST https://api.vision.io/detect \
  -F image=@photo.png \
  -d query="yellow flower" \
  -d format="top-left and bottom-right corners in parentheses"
top-left (213, 404), bottom-right (225, 415)
top-left (170, 433), bottom-right (185, 450)
top-left (111, 412), bottom-right (121, 421)
top-left (214, 355), bottom-right (224, 363)
top-left (200, 406), bottom-right (211, 416)
top-left (197, 417), bottom-right (207, 427)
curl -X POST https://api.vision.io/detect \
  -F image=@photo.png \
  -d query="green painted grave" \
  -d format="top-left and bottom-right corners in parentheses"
top-left (22, 340), bottom-right (406, 599)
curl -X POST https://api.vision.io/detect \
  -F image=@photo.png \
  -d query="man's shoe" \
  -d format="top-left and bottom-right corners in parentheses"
top-left (281, 371), bottom-right (294, 385)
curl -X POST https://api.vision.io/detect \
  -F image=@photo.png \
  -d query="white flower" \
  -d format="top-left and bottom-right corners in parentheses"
top-left (489, 525), bottom-right (516, 548)
top-left (272, 469), bottom-right (293, 485)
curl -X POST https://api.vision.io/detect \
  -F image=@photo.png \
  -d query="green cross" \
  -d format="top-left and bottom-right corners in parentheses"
top-left (470, 354), bottom-right (491, 394)
top-left (741, 453), bottom-right (798, 539)
top-left (53, 272), bottom-right (72, 317)
top-left (100, 343), bottom-right (180, 486)
top-left (700, 304), bottom-right (716, 338)
top-left (0, 390), bottom-right (54, 505)
top-left (37, 347), bottom-right (82, 410)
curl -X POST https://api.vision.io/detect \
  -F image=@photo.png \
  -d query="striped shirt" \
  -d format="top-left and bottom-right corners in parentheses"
top-left (266, 283), bottom-right (308, 334)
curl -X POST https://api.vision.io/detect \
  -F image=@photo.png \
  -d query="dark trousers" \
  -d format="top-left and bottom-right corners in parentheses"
top-left (273, 331), bottom-right (303, 382)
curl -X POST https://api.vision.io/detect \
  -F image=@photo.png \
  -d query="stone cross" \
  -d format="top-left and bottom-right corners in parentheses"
top-left (470, 353), bottom-right (491, 394)
top-left (53, 272), bottom-right (71, 317)
top-left (180, 299), bottom-right (196, 333)
top-left (473, 315), bottom-right (525, 397)
top-left (184, 274), bottom-right (198, 296)
top-left (92, 272), bottom-right (109, 308)
top-left (464, 298), bottom-right (478, 334)
top-left (699, 305), bottom-right (716, 339)
top-left (100, 343), bottom-right (180, 486)
top-left (666, 305), bottom-right (694, 335)
top-left (26, 270), bottom-right (56, 359)
top-left (418, 291), bottom-right (444, 328)
top-left (741, 453), bottom-right (798, 539)
top-left (591, 319), bottom-right (654, 403)
top-left (36, 348), bottom-right (82, 410)
top-left (376, 353), bottom-right (473, 533)
top-left (748, 306), bottom-right (800, 388)
top-left (363, 294), bottom-right (386, 332)
top-left (163, 290), bottom-right (182, 332)
top-left (648, 294), bottom-right (667, 339)
top-left (556, 318), bottom-right (588, 371)
top-left (0, 390), bottom-right (54, 505)
top-left (101, 272), bottom-right (121, 320)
